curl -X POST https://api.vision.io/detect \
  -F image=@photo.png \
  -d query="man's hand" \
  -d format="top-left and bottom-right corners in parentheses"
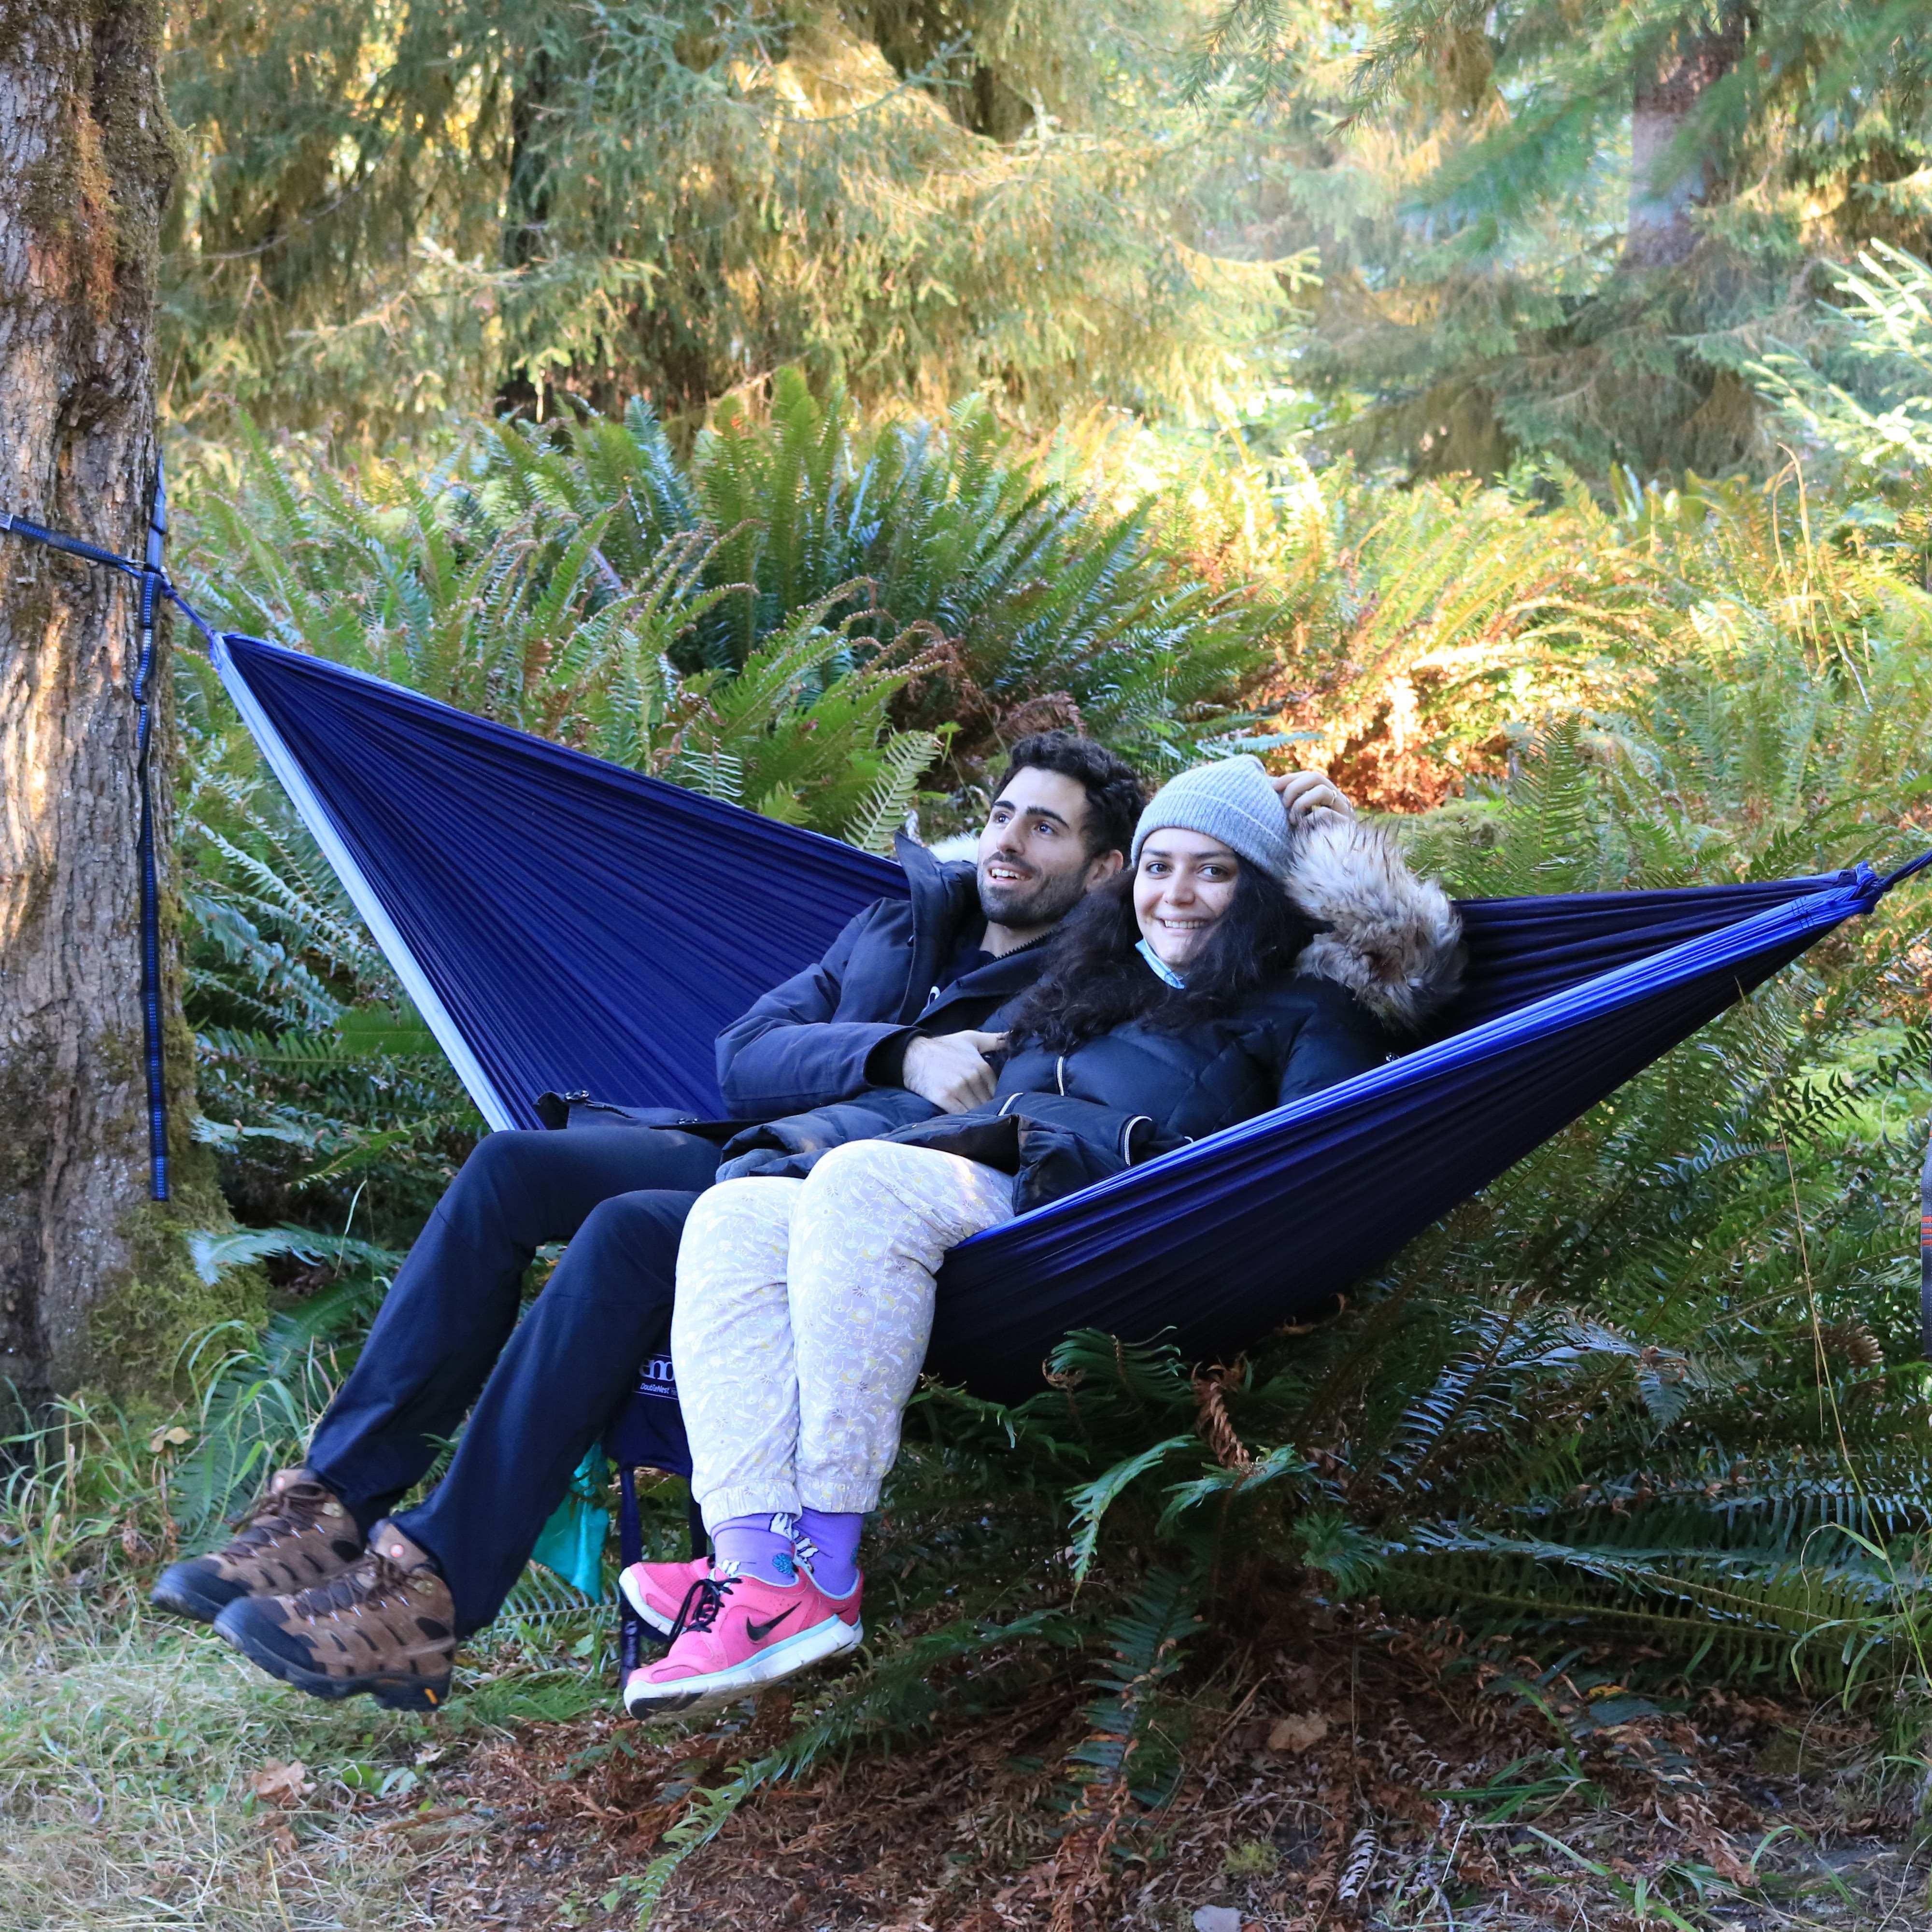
top-left (1268, 767), bottom-right (1355, 828)
top-left (902, 1030), bottom-right (1007, 1115)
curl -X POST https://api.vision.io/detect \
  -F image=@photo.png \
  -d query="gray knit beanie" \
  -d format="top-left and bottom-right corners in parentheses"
top-left (1130, 755), bottom-right (1294, 887)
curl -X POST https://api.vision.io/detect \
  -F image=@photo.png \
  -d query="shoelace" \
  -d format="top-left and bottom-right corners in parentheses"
top-left (664, 1570), bottom-right (739, 1645)
top-left (290, 1549), bottom-right (410, 1619)
top-left (228, 1478), bottom-right (328, 1554)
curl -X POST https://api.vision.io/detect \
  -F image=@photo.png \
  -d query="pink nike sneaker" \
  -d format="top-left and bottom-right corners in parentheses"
top-left (623, 1563), bottom-right (863, 1719)
top-left (618, 1557), bottom-right (711, 1638)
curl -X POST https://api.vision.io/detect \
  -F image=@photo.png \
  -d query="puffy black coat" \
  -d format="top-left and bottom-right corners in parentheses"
top-left (992, 971), bottom-right (1393, 1152)
top-left (714, 833), bottom-right (1045, 1122)
top-left (717, 815), bottom-right (1466, 1208)
top-left (719, 968), bottom-right (1393, 1207)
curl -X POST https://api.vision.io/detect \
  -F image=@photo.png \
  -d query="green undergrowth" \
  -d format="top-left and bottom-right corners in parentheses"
top-left (0, 1396), bottom-right (653, 1930)
top-left (21, 374), bottom-right (1932, 1917)
top-left (0, 1614), bottom-right (429, 1932)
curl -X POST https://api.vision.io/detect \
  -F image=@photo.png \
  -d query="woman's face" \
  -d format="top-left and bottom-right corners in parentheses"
top-left (1133, 829), bottom-right (1242, 969)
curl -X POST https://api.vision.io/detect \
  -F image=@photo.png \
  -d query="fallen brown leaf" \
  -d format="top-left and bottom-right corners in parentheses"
top-left (1267, 1713), bottom-right (1329, 1753)
top-left (251, 1760), bottom-right (313, 1807)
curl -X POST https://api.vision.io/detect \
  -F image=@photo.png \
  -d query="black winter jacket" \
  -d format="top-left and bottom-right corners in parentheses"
top-left (716, 815), bottom-right (1467, 1208)
top-left (714, 834), bottom-right (1041, 1122)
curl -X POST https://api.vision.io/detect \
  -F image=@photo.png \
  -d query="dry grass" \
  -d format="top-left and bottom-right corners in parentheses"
top-left (0, 1547), bottom-right (633, 1932)
top-left (9, 1582), bottom-right (1917, 1932)
top-left (4, 1409), bottom-right (1928, 1932)
top-left (0, 1612), bottom-right (440, 1929)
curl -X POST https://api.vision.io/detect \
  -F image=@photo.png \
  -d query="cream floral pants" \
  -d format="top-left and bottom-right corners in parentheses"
top-left (671, 1140), bottom-right (1015, 1528)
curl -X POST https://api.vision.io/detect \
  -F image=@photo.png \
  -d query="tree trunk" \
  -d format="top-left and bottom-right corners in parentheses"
top-left (0, 1), bottom-right (184, 1401)
top-left (1622, 9), bottom-right (1749, 271)
top-left (497, 44), bottom-right (556, 420)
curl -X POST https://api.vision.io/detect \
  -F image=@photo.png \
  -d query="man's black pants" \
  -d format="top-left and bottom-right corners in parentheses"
top-left (305, 1126), bottom-right (722, 1635)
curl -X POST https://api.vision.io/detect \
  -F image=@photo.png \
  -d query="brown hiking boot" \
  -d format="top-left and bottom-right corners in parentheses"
top-left (150, 1467), bottom-right (363, 1623)
top-left (213, 1520), bottom-right (456, 1711)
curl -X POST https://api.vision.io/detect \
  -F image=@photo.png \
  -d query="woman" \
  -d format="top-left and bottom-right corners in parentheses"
top-left (622, 755), bottom-right (1462, 1717)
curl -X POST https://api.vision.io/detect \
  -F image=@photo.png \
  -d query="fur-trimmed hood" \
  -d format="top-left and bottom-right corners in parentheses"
top-left (1284, 815), bottom-right (1464, 1033)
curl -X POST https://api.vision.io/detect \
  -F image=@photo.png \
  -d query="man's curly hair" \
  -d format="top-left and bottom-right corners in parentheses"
top-left (994, 731), bottom-right (1144, 860)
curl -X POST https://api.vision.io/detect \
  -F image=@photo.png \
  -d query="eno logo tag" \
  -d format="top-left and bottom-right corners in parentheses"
top-left (636, 1355), bottom-right (678, 1400)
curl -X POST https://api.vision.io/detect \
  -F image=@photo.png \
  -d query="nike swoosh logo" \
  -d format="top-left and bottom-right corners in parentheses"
top-left (745, 1606), bottom-right (799, 1644)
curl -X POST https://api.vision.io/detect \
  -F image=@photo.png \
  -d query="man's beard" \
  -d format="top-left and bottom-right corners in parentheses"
top-left (977, 859), bottom-right (1089, 933)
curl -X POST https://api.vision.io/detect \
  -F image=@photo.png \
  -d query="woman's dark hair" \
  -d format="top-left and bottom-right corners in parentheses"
top-left (994, 731), bottom-right (1144, 861)
top-left (1007, 863), bottom-right (1316, 1051)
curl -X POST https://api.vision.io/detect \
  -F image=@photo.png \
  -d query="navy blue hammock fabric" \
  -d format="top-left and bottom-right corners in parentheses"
top-left (213, 631), bottom-right (1925, 1415)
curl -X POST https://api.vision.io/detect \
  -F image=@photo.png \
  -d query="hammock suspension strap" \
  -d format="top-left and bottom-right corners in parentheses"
top-left (0, 474), bottom-right (219, 1202)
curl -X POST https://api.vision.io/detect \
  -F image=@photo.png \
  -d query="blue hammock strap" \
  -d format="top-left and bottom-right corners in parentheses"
top-left (1875, 847), bottom-right (1932, 898)
top-left (0, 509), bottom-right (152, 578)
top-left (134, 466), bottom-right (170, 1199)
top-left (0, 476), bottom-right (221, 1202)
top-left (0, 504), bottom-right (223, 646)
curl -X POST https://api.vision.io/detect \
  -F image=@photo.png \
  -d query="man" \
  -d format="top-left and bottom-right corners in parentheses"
top-left (153, 734), bottom-right (1350, 1709)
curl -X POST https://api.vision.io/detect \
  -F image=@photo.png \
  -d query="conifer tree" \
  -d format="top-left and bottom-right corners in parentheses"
top-left (0, 0), bottom-right (198, 1400)
top-left (160, 1), bottom-right (1290, 440)
top-left (1195, 0), bottom-right (1932, 474)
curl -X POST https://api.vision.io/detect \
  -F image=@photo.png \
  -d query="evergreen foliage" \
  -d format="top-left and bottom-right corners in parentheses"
top-left (160, 2), bottom-right (1290, 442)
top-left (156, 3), bottom-right (1932, 478)
top-left (1752, 243), bottom-right (1932, 486)
top-left (1189, 0), bottom-right (1932, 475)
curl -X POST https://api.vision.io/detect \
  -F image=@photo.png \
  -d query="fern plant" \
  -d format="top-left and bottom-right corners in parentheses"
top-left (186, 376), bottom-right (1284, 785)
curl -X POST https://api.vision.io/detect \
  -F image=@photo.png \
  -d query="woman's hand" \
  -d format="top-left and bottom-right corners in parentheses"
top-left (1268, 768), bottom-right (1354, 827)
top-left (902, 1031), bottom-right (1008, 1114)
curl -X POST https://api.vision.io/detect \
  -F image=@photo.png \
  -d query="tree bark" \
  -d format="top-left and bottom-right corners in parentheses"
top-left (1622, 9), bottom-right (1750, 271)
top-left (496, 43), bottom-right (556, 419)
top-left (0, 1), bottom-right (183, 1400)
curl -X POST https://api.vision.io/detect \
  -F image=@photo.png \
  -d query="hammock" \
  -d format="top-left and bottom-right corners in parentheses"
top-left (7, 491), bottom-right (1922, 1621)
top-left (210, 631), bottom-right (1930, 1405)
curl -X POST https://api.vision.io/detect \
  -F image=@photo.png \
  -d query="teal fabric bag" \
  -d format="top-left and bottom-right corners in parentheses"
top-left (528, 1448), bottom-right (610, 1600)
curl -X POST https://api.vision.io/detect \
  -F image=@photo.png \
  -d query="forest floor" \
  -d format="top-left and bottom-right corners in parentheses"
top-left (4, 1589), bottom-right (1927, 1932)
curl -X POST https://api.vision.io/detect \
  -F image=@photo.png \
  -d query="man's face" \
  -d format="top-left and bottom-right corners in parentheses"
top-left (976, 767), bottom-right (1115, 932)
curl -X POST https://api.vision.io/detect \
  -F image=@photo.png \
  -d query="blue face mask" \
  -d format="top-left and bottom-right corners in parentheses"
top-left (1136, 938), bottom-right (1187, 989)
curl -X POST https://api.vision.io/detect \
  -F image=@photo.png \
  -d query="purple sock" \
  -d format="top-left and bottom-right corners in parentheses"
top-left (710, 1513), bottom-right (798, 1586)
top-left (796, 1508), bottom-right (863, 1595)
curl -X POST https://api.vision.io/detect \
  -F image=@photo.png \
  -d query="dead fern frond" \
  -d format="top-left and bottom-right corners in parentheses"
top-left (1193, 1359), bottom-right (1253, 1472)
